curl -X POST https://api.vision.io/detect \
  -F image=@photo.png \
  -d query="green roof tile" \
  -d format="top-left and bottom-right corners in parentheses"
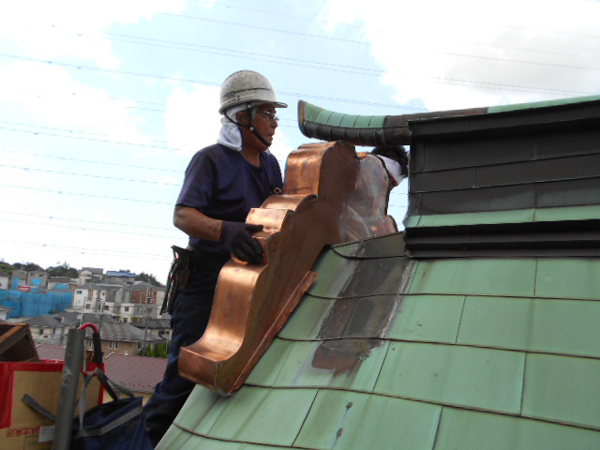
top-left (409, 259), bottom-right (536, 297)
top-left (174, 386), bottom-right (317, 447)
top-left (522, 354), bottom-right (600, 429)
top-left (458, 296), bottom-right (600, 357)
top-left (279, 294), bottom-right (333, 340)
top-left (294, 390), bottom-right (441, 450)
top-left (536, 259), bottom-right (600, 300)
top-left (308, 253), bottom-right (412, 298)
top-left (246, 338), bottom-right (389, 392)
top-left (387, 295), bottom-right (465, 343)
top-left (375, 343), bottom-right (525, 414)
top-left (435, 407), bottom-right (600, 450)
top-left (160, 432), bottom-right (291, 450)
top-left (405, 208), bottom-right (535, 228)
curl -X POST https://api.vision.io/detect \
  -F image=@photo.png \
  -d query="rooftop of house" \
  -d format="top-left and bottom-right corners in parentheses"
top-left (158, 96), bottom-right (600, 449)
top-left (131, 318), bottom-right (171, 330)
top-left (105, 271), bottom-right (137, 277)
top-left (35, 342), bottom-right (66, 360)
top-left (104, 353), bottom-right (167, 393)
top-left (35, 343), bottom-right (167, 394)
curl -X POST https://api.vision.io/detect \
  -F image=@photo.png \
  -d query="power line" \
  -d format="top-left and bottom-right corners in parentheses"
top-left (1, 217), bottom-right (178, 240)
top-left (2, 52), bottom-right (593, 106)
top-left (1, 184), bottom-right (174, 205)
top-left (156, 12), bottom-right (600, 73)
top-left (211, 1), bottom-right (600, 43)
top-left (0, 122), bottom-right (181, 152)
top-left (1, 239), bottom-right (170, 260)
top-left (0, 148), bottom-right (183, 174)
top-left (0, 210), bottom-right (175, 231)
top-left (0, 164), bottom-right (182, 187)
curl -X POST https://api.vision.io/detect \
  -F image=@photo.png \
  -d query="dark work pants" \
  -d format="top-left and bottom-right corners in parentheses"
top-left (143, 267), bottom-right (220, 447)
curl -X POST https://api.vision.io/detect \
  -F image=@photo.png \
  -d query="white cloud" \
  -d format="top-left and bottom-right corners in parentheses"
top-left (0, 0), bottom-right (186, 68)
top-left (321, 0), bottom-right (600, 110)
top-left (165, 83), bottom-right (222, 155)
top-left (0, 61), bottom-right (151, 146)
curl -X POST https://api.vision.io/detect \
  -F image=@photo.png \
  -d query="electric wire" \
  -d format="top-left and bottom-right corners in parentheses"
top-left (0, 149), bottom-right (183, 174)
top-left (0, 164), bottom-right (182, 187)
top-left (1, 52), bottom-right (594, 103)
top-left (1, 239), bottom-right (170, 260)
top-left (0, 210), bottom-right (175, 231)
top-left (1, 184), bottom-right (174, 205)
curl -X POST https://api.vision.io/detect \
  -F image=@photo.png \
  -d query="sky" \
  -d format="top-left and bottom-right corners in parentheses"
top-left (1, 0), bottom-right (599, 284)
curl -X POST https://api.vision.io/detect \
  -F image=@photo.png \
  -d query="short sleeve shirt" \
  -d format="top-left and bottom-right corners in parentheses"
top-left (176, 144), bottom-right (283, 257)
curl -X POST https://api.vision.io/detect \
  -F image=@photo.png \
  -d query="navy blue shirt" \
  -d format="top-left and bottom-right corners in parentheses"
top-left (176, 144), bottom-right (283, 257)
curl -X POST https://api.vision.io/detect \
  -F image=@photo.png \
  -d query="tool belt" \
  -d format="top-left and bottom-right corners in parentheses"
top-left (160, 245), bottom-right (230, 316)
top-left (161, 245), bottom-right (192, 316)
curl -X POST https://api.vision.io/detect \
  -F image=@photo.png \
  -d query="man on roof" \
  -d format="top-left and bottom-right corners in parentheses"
top-left (143, 70), bottom-right (287, 447)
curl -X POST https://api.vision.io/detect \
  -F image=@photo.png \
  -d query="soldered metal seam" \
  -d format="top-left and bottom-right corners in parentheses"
top-left (519, 353), bottom-right (529, 416)
top-left (231, 384), bottom-right (600, 434)
top-left (290, 389), bottom-right (320, 448)
top-left (271, 335), bottom-right (600, 361)
top-left (430, 407), bottom-right (445, 450)
top-left (172, 423), bottom-right (316, 450)
top-left (454, 296), bottom-right (468, 344)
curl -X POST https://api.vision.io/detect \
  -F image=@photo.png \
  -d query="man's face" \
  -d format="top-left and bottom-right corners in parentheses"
top-left (252, 103), bottom-right (279, 147)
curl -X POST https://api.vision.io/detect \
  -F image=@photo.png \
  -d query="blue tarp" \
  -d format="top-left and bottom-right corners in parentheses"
top-left (0, 290), bottom-right (72, 319)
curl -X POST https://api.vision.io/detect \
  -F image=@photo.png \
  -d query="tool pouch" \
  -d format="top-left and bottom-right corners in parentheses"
top-left (161, 245), bottom-right (193, 315)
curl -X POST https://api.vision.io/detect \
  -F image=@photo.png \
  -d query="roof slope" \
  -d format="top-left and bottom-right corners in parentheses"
top-left (158, 233), bottom-right (600, 449)
top-left (158, 97), bottom-right (600, 449)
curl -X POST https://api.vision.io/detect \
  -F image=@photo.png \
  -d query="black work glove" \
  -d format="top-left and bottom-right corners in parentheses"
top-left (221, 221), bottom-right (264, 264)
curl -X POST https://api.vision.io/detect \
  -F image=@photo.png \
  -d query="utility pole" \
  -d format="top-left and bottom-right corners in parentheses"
top-left (141, 281), bottom-right (151, 355)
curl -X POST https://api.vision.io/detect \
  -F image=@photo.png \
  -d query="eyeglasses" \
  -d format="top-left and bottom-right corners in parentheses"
top-left (256, 110), bottom-right (279, 122)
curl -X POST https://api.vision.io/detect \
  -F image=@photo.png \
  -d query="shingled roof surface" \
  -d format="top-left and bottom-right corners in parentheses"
top-left (158, 97), bottom-right (600, 449)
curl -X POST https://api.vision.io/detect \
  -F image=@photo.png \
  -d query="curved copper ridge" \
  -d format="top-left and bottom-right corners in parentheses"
top-left (298, 99), bottom-right (488, 146)
top-left (178, 141), bottom-right (397, 395)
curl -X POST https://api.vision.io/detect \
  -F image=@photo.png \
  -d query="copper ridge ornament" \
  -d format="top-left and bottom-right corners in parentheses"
top-left (178, 141), bottom-right (397, 395)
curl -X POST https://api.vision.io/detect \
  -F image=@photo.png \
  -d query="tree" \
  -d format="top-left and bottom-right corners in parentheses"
top-left (139, 342), bottom-right (168, 358)
top-left (14, 262), bottom-right (44, 271)
top-left (0, 261), bottom-right (13, 275)
top-left (136, 272), bottom-right (165, 287)
top-left (46, 261), bottom-right (79, 278)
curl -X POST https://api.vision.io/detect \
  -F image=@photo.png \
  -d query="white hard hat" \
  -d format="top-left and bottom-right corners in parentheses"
top-left (219, 70), bottom-right (287, 114)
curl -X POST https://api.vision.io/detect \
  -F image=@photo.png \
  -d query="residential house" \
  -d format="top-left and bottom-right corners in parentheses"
top-left (35, 343), bottom-right (167, 404)
top-left (21, 314), bottom-right (69, 345)
top-left (0, 271), bottom-right (9, 290)
top-left (0, 305), bottom-right (10, 321)
top-left (83, 321), bottom-right (164, 356)
top-left (103, 353), bottom-right (167, 403)
top-left (72, 282), bottom-right (132, 316)
top-left (132, 318), bottom-right (172, 342)
top-left (26, 270), bottom-right (48, 289)
top-left (77, 267), bottom-right (104, 285)
top-left (10, 269), bottom-right (27, 289)
top-left (22, 312), bottom-right (118, 345)
top-left (105, 270), bottom-right (137, 284)
top-left (47, 276), bottom-right (76, 290)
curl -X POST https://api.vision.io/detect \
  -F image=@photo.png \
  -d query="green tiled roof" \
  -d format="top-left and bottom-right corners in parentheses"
top-left (159, 97), bottom-right (600, 449)
top-left (159, 233), bottom-right (600, 449)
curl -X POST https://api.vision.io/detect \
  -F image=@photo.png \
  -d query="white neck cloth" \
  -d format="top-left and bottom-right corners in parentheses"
top-left (216, 103), bottom-right (272, 155)
top-left (377, 155), bottom-right (405, 185)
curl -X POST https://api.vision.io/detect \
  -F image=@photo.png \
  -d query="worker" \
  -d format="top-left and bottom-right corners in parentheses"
top-left (371, 144), bottom-right (409, 188)
top-left (143, 70), bottom-right (287, 447)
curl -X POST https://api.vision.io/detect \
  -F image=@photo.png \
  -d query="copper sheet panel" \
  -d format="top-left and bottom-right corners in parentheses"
top-left (178, 141), bottom-right (400, 395)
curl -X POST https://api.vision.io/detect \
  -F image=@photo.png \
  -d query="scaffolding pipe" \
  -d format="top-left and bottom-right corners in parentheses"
top-left (52, 327), bottom-right (85, 450)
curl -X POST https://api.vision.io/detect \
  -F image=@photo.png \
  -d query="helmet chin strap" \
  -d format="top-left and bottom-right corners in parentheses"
top-left (225, 103), bottom-right (271, 148)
